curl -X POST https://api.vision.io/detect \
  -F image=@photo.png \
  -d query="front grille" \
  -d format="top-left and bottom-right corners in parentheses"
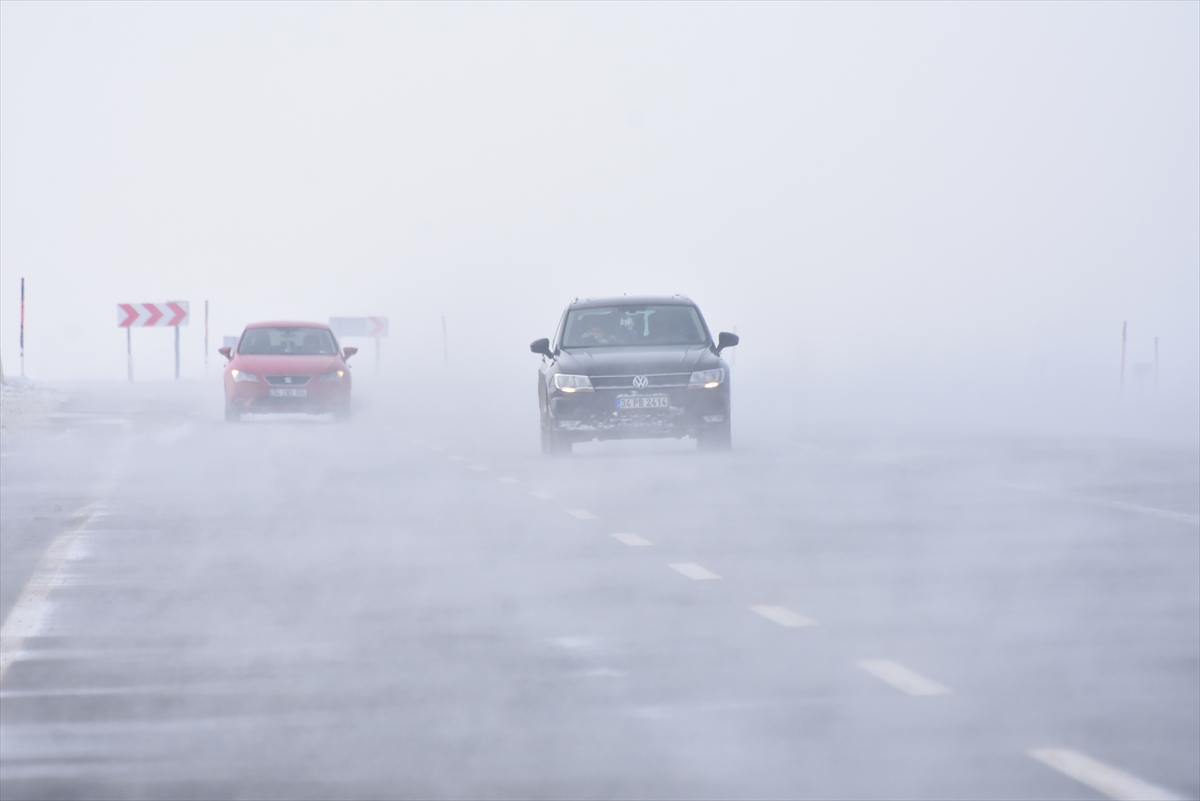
top-left (264, 375), bottom-right (312, 386)
top-left (591, 373), bottom-right (690, 389)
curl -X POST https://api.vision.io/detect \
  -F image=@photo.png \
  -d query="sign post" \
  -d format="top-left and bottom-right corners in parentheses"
top-left (117, 302), bottom-right (190, 381)
top-left (329, 317), bottom-right (388, 375)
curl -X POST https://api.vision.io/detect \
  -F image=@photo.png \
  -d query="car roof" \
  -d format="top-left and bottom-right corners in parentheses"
top-left (244, 321), bottom-right (332, 330)
top-left (568, 295), bottom-right (695, 310)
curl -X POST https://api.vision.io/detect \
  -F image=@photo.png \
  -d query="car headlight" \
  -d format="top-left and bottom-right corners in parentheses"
top-left (688, 368), bottom-right (724, 389)
top-left (553, 374), bottom-right (593, 393)
top-left (231, 369), bottom-right (258, 383)
top-left (319, 370), bottom-right (345, 382)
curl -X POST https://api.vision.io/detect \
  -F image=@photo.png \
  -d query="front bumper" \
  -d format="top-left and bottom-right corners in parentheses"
top-left (548, 386), bottom-right (729, 441)
top-left (226, 381), bottom-right (350, 414)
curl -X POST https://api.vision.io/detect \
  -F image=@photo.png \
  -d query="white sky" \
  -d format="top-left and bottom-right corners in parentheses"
top-left (2, 2), bottom-right (1197, 437)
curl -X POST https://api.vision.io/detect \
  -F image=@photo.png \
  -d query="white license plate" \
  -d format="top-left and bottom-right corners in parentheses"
top-left (269, 388), bottom-right (307, 397)
top-left (616, 395), bottom-right (668, 409)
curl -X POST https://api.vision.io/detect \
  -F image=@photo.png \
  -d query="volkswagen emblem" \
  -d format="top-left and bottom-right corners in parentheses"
top-left (632, 375), bottom-right (649, 389)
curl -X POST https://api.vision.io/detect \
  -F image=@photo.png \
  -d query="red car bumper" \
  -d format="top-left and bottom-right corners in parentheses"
top-left (225, 378), bottom-right (350, 414)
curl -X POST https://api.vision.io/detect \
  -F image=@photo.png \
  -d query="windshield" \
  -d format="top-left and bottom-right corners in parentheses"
top-left (562, 305), bottom-right (708, 348)
top-left (238, 327), bottom-right (338, 355)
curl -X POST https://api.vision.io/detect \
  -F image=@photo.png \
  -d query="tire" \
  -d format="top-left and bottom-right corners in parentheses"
top-left (224, 407), bottom-right (242, 423)
top-left (698, 421), bottom-right (731, 451)
top-left (540, 422), bottom-right (572, 456)
top-left (538, 375), bottom-right (571, 456)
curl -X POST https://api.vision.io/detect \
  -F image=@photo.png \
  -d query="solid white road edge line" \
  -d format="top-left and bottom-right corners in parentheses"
top-left (566, 509), bottom-right (597, 520)
top-left (469, 465), bottom-right (490, 471)
top-left (856, 659), bottom-right (951, 696)
top-left (750, 605), bottom-right (817, 627)
top-left (1029, 748), bottom-right (1182, 801)
top-left (0, 503), bottom-right (99, 684)
top-left (669, 563), bottom-right (721, 580)
top-left (989, 481), bottom-right (1200, 526)
top-left (530, 490), bottom-right (554, 500)
top-left (611, 532), bottom-right (652, 547)
top-left (497, 477), bottom-right (520, 484)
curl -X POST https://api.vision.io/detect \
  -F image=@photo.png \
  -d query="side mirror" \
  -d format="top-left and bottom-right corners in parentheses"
top-left (530, 338), bottom-right (554, 359)
top-left (715, 332), bottom-right (740, 355)
top-left (343, 347), bottom-right (358, 360)
top-left (218, 346), bottom-right (233, 360)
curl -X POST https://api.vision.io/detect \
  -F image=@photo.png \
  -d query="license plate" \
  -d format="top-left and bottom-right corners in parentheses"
top-left (269, 388), bottom-right (307, 397)
top-left (616, 395), bottom-right (668, 409)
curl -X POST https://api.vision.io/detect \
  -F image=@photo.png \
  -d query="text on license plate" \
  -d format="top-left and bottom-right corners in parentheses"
top-left (616, 395), bottom-right (668, 409)
top-left (269, 388), bottom-right (307, 397)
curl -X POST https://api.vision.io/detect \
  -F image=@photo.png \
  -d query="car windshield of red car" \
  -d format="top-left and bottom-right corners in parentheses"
top-left (238, 327), bottom-right (338, 356)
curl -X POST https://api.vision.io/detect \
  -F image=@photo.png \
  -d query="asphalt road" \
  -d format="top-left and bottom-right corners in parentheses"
top-left (2, 382), bottom-right (1197, 800)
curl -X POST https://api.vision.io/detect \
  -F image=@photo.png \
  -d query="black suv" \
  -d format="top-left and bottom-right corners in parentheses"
top-left (530, 296), bottom-right (739, 454)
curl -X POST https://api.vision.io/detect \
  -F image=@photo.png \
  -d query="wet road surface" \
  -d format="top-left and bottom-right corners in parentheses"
top-left (2, 382), bottom-right (1197, 799)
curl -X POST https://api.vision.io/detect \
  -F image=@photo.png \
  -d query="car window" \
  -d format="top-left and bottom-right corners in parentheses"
top-left (553, 310), bottom-right (569, 350)
top-left (562, 306), bottom-right (707, 347)
top-left (238, 327), bottom-right (338, 355)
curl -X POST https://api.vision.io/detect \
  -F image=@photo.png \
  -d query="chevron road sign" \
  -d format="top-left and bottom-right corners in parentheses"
top-left (329, 316), bottom-right (387, 338)
top-left (117, 302), bottom-right (189, 327)
top-left (329, 316), bottom-right (389, 372)
top-left (117, 301), bottom-right (190, 381)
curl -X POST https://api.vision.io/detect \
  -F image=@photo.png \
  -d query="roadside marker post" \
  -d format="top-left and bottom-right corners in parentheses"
top-left (1120, 321), bottom-right (1127, 386)
top-left (117, 302), bottom-right (190, 381)
top-left (19, 277), bottom-right (25, 377)
top-left (204, 301), bottom-right (209, 376)
top-left (329, 317), bottom-right (388, 375)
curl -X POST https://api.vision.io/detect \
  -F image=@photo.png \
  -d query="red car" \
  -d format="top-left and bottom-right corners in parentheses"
top-left (219, 321), bottom-right (356, 422)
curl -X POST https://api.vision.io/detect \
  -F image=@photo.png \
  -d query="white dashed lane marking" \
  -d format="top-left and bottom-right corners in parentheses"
top-left (611, 532), bottom-right (652, 547)
top-left (448, 455), bottom-right (466, 462)
top-left (1029, 748), bottom-right (1182, 801)
top-left (469, 465), bottom-right (489, 472)
top-left (497, 477), bottom-right (520, 484)
top-left (669, 563), bottom-right (721, 581)
top-left (530, 491), bottom-right (554, 500)
top-left (856, 659), bottom-right (951, 696)
top-left (566, 509), bottom-right (597, 520)
top-left (750, 605), bottom-right (817, 627)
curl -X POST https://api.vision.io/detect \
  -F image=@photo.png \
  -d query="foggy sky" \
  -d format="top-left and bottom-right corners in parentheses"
top-left (1, 2), bottom-right (1197, 439)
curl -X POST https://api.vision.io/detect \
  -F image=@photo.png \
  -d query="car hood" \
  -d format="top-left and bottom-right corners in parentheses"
top-left (556, 345), bottom-right (717, 375)
top-left (230, 354), bottom-right (344, 374)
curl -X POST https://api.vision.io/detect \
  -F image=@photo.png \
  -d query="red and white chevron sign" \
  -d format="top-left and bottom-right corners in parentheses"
top-left (117, 302), bottom-right (189, 327)
top-left (329, 316), bottom-right (388, 338)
